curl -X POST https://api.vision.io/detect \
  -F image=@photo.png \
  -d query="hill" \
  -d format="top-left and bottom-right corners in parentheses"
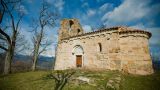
top-left (0, 70), bottom-right (160, 90)
top-left (0, 54), bottom-right (55, 73)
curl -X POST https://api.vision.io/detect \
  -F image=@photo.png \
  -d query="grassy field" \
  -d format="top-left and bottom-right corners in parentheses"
top-left (0, 70), bottom-right (160, 90)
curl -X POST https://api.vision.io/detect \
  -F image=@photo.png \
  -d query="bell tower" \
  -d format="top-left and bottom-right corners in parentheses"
top-left (58, 19), bottom-right (84, 41)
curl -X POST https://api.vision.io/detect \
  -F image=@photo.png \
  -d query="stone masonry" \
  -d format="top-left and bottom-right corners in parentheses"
top-left (54, 19), bottom-right (154, 75)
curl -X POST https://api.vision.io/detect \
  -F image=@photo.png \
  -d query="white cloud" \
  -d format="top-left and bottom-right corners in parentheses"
top-left (16, 4), bottom-right (28, 14)
top-left (130, 23), bottom-right (146, 30)
top-left (19, 23), bottom-right (58, 57)
top-left (41, 45), bottom-right (55, 57)
top-left (82, 25), bottom-right (92, 32)
top-left (39, 26), bottom-right (58, 57)
top-left (48, 0), bottom-right (65, 12)
top-left (99, 3), bottom-right (113, 12)
top-left (100, 0), bottom-right (160, 48)
top-left (101, 0), bottom-right (157, 26)
top-left (16, 25), bottom-right (33, 55)
top-left (87, 9), bottom-right (96, 17)
top-left (54, 0), bottom-right (65, 11)
top-left (147, 27), bottom-right (160, 46)
top-left (131, 23), bottom-right (160, 46)
top-left (82, 2), bottom-right (89, 8)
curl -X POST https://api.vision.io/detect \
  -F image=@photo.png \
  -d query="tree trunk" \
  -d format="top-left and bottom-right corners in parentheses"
top-left (4, 50), bottom-right (11, 74)
top-left (55, 79), bottom-right (67, 90)
top-left (3, 46), bottom-right (14, 74)
top-left (32, 41), bottom-right (40, 71)
top-left (3, 32), bottom-right (17, 74)
top-left (31, 46), bottom-right (39, 71)
top-left (32, 29), bottom-right (43, 71)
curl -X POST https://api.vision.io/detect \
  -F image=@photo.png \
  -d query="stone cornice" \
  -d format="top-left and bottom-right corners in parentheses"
top-left (61, 26), bottom-right (152, 40)
top-left (119, 30), bottom-right (152, 38)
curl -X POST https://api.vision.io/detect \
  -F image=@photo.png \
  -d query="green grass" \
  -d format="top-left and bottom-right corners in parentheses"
top-left (0, 71), bottom-right (54, 90)
top-left (120, 71), bottom-right (160, 90)
top-left (0, 70), bottom-right (160, 90)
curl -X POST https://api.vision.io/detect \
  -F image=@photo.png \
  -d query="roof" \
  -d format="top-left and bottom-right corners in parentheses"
top-left (62, 26), bottom-right (152, 40)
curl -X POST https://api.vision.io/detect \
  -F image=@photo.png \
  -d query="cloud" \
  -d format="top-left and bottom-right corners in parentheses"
top-left (147, 27), bottom-right (160, 46)
top-left (82, 25), bottom-right (92, 32)
top-left (99, 0), bottom-right (160, 55)
top-left (131, 23), bottom-right (160, 46)
top-left (87, 9), bottom-right (96, 17)
top-left (47, 0), bottom-right (65, 12)
top-left (99, 3), bottom-right (114, 12)
top-left (130, 23), bottom-right (146, 30)
top-left (55, 0), bottom-right (65, 11)
top-left (82, 2), bottom-right (89, 8)
top-left (101, 0), bottom-right (160, 26)
top-left (37, 26), bottom-right (58, 57)
top-left (41, 45), bottom-right (55, 57)
top-left (16, 4), bottom-right (28, 14)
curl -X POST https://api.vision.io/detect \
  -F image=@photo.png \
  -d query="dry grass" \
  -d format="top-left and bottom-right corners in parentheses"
top-left (0, 70), bottom-right (160, 90)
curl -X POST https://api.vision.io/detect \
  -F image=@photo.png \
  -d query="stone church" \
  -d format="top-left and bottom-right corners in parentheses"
top-left (54, 19), bottom-right (153, 75)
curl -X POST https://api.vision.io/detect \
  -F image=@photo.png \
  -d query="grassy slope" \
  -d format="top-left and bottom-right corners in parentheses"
top-left (0, 70), bottom-right (160, 90)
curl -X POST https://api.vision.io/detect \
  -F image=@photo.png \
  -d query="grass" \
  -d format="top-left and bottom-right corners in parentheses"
top-left (0, 71), bottom-right (54, 90)
top-left (120, 71), bottom-right (160, 90)
top-left (0, 70), bottom-right (160, 90)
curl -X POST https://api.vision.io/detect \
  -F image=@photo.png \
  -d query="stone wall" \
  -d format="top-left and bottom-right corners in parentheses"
top-left (55, 30), bottom-right (116, 70)
top-left (58, 19), bottom-right (83, 41)
top-left (119, 32), bottom-right (153, 75)
top-left (54, 19), bottom-right (153, 75)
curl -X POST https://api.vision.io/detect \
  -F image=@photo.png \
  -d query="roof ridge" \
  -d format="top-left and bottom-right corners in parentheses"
top-left (61, 26), bottom-right (151, 40)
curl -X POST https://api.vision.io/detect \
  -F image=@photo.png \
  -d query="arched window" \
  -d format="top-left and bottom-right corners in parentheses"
top-left (98, 43), bottom-right (102, 52)
top-left (77, 29), bottom-right (80, 33)
top-left (69, 20), bottom-right (74, 27)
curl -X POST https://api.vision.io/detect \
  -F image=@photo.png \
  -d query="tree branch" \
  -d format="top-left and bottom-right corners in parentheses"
top-left (2, 0), bottom-right (16, 32)
top-left (15, 14), bottom-right (23, 31)
top-left (0, 28), bottom-right (11, 44)
top-left (0, 35), bottom-right (6, 41)
top-left (0, 44), bottom-right (7, 51)
top-left (38, 45), bottom-right (47, 55)
top-left (38, 39), bottom-right (52, 55)
top-left (5, 0), bottom-right (21, 4)
top-left (0, 0), bottom-right (5, 23)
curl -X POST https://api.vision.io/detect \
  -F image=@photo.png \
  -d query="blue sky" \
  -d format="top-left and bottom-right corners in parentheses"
top-left (18, 0), bottom-right (160, 58)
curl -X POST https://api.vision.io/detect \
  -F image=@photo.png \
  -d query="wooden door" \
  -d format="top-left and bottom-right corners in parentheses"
top-left (76, 55), bottom-right (82, 67)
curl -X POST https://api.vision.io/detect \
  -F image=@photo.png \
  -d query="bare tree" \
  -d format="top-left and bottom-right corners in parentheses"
top-left (31, 0), bottom-right (59, 71)
top-left (0, 0), bottom-right (24, 74)
top-left (15, 33), bottom-right (29, 54)
top-left (47, 70), bottom-right (75, 90)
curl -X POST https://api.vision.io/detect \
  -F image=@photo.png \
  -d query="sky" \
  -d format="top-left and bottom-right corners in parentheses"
top-left (15, 0), bottom-right (160, 58)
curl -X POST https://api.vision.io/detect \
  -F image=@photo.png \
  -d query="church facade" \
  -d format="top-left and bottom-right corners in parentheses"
top-left (54, 19), bottom-right (153, 75)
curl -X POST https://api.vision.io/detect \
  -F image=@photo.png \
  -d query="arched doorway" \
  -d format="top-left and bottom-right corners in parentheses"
top-left (72, 45), bottom-right (84, 68)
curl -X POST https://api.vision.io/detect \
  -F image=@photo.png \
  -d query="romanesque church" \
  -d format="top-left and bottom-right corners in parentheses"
top-left (54, 19), bottom-right (153, 75)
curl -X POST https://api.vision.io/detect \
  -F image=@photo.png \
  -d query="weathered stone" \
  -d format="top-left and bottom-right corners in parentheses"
top-left (114, 77), bottom-right (121, 81)
top-left (106, 75), bottom-right (121, 90)
top-left (54, 19), bottom-right (154, 75)
top-left (76, 76), bottom-right (90, 83)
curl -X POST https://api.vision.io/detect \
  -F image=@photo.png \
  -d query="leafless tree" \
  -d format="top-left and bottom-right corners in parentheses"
top-left (15, 33), bottom-right (29, 54)
top-left (0, 0), bottom-right (25, 74)
top-left (47, 70), bottom-right (75, 90)
top-left (31, 0), bottom-right (59, 71)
